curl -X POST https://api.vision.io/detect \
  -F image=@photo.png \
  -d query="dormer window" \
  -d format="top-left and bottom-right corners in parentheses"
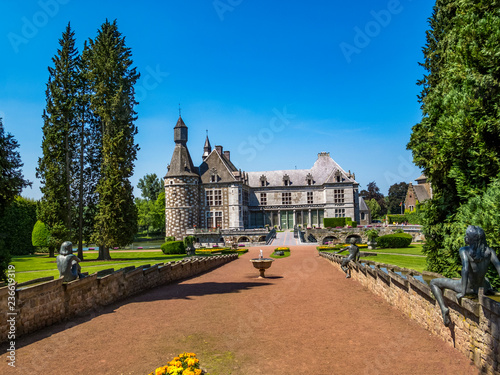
top-left (306, 173), bottom-right (313, 186)
top-left (210, 168), bottom-right (218, 183)
top-left (283, 174), bottom-right (290, 186)
top-left (260, 175), bottom-right (267, 187)
top-left (335, 171), bottom-right (342, 183)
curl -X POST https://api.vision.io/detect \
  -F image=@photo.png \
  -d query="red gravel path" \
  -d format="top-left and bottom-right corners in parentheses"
top-left (1, 246), bottom-right (478, 374)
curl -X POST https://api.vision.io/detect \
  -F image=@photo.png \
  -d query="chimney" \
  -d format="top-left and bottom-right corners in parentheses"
top-left (224, 150), bottom-right (230, 160)
top-left (215, 145), bottom-right (223, 155)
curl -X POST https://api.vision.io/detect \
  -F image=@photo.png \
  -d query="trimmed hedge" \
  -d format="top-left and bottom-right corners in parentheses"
top-left (161, 240), bottom-right (186, 255)
top-left (323, 217), bottom-right (357, 228)
top-left (376, 233), bottom-right (412, 248)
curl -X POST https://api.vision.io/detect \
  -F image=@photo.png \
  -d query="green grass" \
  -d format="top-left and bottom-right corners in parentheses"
top-left (366, 244), bottom-right (424, 256)
top-left (359, 254), bottom-right (427, 273)
top-left (11, 251), bottom-right (187, 284)
top-left (270, 250), bottom-right (291, 259)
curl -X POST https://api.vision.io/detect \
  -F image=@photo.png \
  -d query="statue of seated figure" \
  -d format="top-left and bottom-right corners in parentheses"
top-left (56, 241), bottom-right (84, 282)
top-left (430, 225), bottom-right (500, 326)
top-left (335, 237), bottom-right (360, 278)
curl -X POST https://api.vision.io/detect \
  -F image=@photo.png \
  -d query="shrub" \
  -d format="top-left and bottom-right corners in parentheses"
top-left (376, 233), bottom-right (412, 248)
top-left (32, 220), bottom-right (49, 249)
top-left (161, 240), bottom-right (186, 255)
top-left (324, 218), bottom-right (346, 227)
top-left (165, 235), bottom-right (175, 242)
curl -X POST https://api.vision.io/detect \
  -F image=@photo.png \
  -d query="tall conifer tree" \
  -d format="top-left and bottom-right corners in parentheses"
top-left (37, 23), bottom-right (81, 257)
top-left (84, 20), bottom-right (139, 260)
top-left (408, 1), bottom-right (500, 275)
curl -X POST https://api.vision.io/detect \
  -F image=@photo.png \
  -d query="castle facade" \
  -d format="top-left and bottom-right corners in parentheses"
top-left (164, 116), bottom-right (361, 240)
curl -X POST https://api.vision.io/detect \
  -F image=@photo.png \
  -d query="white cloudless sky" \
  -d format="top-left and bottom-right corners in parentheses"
top-left (1, 0), bottom-right (434, 200)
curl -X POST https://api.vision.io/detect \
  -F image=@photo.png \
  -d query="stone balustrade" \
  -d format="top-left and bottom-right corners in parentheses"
top-left (320, 252), bottom-right (500, 374)
top-left (0, 254), bottom-right (238, 343)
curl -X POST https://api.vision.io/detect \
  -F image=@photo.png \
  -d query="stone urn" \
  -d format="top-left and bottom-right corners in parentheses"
top-left (250, 258), bottom-right (275, 278)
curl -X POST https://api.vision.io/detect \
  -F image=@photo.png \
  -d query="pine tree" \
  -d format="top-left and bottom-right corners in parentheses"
top-left (84, 20), bottom-right (140, 260)
top-left (37, 23), bottom-right (81, 257)
top-left (408, 1), bottom-right (500, 275)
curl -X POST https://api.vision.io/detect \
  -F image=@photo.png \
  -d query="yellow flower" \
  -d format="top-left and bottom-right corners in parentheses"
top-left (194, 370), bottom-right (202, 375)
top-left (187, 358), bottom-right (199, 367)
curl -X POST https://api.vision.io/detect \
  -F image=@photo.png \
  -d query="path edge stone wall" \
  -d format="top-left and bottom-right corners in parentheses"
top-left (0, 254), bottom-right (238, 343)
top-left (320, 252), bottom-right (500, 375)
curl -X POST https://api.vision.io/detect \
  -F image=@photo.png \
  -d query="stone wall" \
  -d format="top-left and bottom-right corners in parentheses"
top-left (320, 252), bottom-right (500, 375)
top-left (0, 255), bottom-right (237, 343)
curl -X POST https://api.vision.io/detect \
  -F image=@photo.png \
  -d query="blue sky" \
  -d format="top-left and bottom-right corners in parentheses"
top-left (1, 0), bottom-right (434, 200)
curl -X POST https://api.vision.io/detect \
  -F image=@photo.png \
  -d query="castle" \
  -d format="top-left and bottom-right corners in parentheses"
top-left (164, 116), bottom-right (363, 240)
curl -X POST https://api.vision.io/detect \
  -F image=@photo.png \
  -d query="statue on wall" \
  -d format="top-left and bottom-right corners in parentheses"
top-left (56, 241), bottom-right (85, 282)
top-left (335, 237), bottom-right (360, 278)
top-left (430, 225), bottom-right (500, 326)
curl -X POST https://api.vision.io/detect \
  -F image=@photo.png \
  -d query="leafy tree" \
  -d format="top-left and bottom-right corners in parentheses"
top-left (0, 196), bottom-right (37, 255)
top-left (365, 198), bottom-right (381, 220)
top-left (0, 119), bottom-right (31, 281)
top-left (387, 182), bottom-right (409, 214)
top-left (138, 173), bottom-right (163, 201)
top-left (360, 181), bottom-right (386, 216)
top-left (408, 1), bottom-right (500, 275)
top-left (84, 20), bottom-right (140, 260)
top-left (37, 23), bottom-right (81, 257)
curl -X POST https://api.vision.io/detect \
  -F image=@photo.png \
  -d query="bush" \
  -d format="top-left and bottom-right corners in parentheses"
top-left (161, 240), bottom-right (186, 255)
top-left (376, 233), bottom-right (412, 248)
top-left (1, 196), bottom-right (37, 255)
top-left (324, 218), bottom-right (347, 227)
top-left (32, 220), bottom-right (49, 249)
top-left (165, 235), bottom-right (175, 242)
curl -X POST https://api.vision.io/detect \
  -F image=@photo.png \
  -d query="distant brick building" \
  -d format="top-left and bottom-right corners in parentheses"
top-left (405, 174), bottom-right (432, 212)
top-left (164, 116), bottom-right (361, 239)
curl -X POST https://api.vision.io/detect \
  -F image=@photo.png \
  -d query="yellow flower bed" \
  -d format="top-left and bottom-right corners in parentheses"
top-left (274, 247), bottom-right (290, 251)
top-left (149, 352), bottom-right (202, 375)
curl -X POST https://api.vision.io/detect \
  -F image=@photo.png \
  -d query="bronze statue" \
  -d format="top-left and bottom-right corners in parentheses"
top-left (430, 225), bottom-right (500, 326)
top-left (335, 237), bottom-right (360, 278)
top-left (56, 241), bottom-right (84, 282)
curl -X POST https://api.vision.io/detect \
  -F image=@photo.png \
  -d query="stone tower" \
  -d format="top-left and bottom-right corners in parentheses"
top-left (164, 116), bottom-right (200, 240)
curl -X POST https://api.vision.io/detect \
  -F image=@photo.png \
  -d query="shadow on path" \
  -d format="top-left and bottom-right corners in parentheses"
top-left (3, 280), bottom-right (271, 351)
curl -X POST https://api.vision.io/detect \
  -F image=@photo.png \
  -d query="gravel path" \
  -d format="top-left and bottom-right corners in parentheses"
top-left (1, 245), bottom-right (478, 374)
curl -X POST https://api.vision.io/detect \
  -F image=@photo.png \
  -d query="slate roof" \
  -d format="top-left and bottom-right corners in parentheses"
top-left (413, 184), bottom-right (431, 202)
top-left (359, 196), bottom-right (369, 212)
top-left (165, 143), bottom-right (198, 178)
top-left (247, 152), bottom-right (356, 187)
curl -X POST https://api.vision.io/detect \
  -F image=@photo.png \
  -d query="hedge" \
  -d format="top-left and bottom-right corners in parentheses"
top-left (323, 217), bottom-right (357, 228)
top-left (376, 233), bottom-right (412, 248)
top-left (161, 240), bottom-right (186, 255)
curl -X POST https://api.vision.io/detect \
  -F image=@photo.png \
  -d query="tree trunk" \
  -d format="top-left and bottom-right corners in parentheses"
top-left (97, 244), bottom-right (111, 260)
top-left (49, 245), bottom-right (55, 258)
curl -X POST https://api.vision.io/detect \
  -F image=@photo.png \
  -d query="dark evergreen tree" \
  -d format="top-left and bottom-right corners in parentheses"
top-left (408, 1), bottom-right (500, 276)
top-left (37, 23), bottom-right (81, 257)
top-left (0, 118), bottom-right (31, 281)
top-left (84, 20), bottom-right (140, 260)
top-left (387, 182), bottom-right (409, 215)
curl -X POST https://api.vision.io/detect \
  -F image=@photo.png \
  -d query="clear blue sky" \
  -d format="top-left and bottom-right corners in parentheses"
top-left (1, 0), bottom-right (434, 200)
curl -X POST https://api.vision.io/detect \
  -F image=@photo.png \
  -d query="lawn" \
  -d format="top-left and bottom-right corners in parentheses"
top-left (321, 244), bottom-right (427, 273)
top-left (11, 251), bottom-right (187, 284)
top-left (359, 254), bottom-right (427, 273)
